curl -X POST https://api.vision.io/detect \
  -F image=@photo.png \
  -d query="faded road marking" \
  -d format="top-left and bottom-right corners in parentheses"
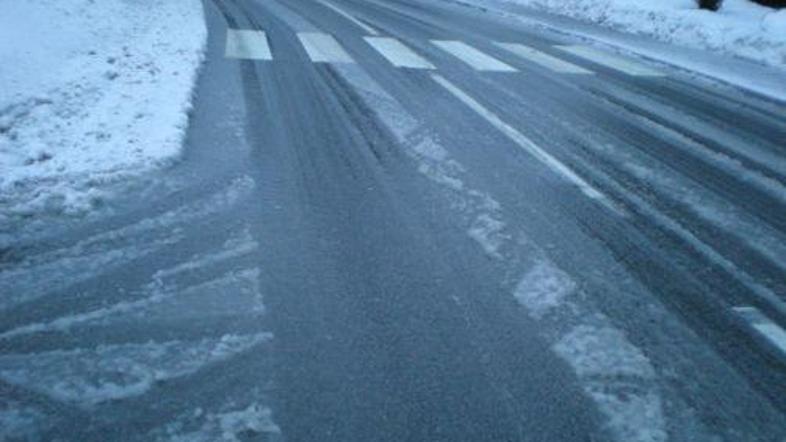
top-left (298, 32), bottom-right (355, 63)
top-left (557, 45), bottom-right (663, 77)
top-left (431, 41), bottom-right (517, 72)
top-left (495, 42), bottom-right (592, 74)
top-left (225, 29), bottom-right (272, 60)
top-left (365, 37), bottom-right (435, 69)
top-left (431, 74), bottom-right (621, 214)
top-left (316, 0), bottom-right (379, 35)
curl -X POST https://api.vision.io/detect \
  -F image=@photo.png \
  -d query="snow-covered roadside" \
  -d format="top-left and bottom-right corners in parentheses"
top-left (467, 0), bottom-right (786, 69)
top-left (0, 0), bottom-right (206, 227)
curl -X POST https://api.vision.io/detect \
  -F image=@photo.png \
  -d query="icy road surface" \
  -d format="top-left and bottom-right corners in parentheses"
top-left (2, 0), bottom-right (785, 440)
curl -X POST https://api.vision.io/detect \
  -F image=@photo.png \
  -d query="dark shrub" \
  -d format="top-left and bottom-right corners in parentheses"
top-left (749, 0), bottom-right (786, 7)
top-left (697, 0), bottom-right (723, 10)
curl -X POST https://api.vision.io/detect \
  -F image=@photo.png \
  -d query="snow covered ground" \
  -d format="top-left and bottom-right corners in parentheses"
top-left (0, 0), bottom-right (206, 228)
top-left (469, 0), bottom-right (786, 69)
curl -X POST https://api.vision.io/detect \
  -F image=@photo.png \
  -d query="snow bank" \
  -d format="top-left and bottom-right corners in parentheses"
top-left (480, 0), bottom-right (786, 69)
top-left (0, 0), bottom-right (206, 223)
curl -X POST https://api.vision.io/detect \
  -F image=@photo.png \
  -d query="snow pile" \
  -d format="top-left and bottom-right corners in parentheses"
top-left (486, 0), bottom-right (786, 69)
top-left (514, 260), bottom-right (577, 319)
top-left (161, 404), bottom-right (281, 442)
top-left (514, 259), bottom-right (667, 441)
top-left (0, 0), bottom-right (206, 223)
top-left (554, 324), bottom-right (666, 442)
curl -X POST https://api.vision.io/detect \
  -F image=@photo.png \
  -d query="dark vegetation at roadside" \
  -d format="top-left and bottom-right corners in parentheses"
top-left (698, 0), bottom-right (784, 10)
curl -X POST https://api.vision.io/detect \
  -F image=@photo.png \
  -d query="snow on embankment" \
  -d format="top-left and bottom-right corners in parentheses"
top-left (0, 0), bottom-right (206, 223)
top-left (488, 0), bottom-right (786, 69)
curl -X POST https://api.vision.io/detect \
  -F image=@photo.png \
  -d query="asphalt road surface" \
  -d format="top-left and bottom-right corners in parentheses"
top-left (2, 0), bottom-right (785, 440)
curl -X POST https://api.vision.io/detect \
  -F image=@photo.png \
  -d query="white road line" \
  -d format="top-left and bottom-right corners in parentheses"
top-left (364, 37), bottom-right (435, 69)
top-left (315, 0), bottom-right (379, 35)
top-left (297, 32), bottom-right (354, 63)
top-left (733, 306), bottom-right (786, 356)
top-left (495, 42), bottom-right (592, 74)
top-left (431, 74), bottom-right (620, 214)
top-left (431, 41), bottom-right (517, 72)
top-left (556, 45), bottom-right (663, 77)
top-left (225, 29), bottom-right (272, 60)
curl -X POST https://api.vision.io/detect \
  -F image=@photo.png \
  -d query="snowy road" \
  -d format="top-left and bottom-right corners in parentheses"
top-left (2, 0), bottom-right (786, 440)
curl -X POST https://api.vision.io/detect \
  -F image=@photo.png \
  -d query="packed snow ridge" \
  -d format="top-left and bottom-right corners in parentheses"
top-left (475, 0), bottom-right (786, 69)
top-left (0, 0), bottom-right (206, 225)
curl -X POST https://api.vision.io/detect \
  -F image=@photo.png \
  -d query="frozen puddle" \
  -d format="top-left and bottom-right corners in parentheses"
top-left (0, 333), bottom-right (271, 405)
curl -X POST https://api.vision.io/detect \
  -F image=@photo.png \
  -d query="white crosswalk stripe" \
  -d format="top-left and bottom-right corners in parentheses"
top-left (297, 32), bottom-right (355, 63)
top-left (365, 37), bottom-right (435, 69)
top-left (431, 40), bottom-right (517, 72)
top-left (495, 42), bottom-right (592, 74)
top-left (225, 30), bottom-right (272, 60)
top-left (556, 45), bottom-right (664, 77)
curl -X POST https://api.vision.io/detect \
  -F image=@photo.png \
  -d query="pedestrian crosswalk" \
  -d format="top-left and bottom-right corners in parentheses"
top-left (557, 45), bottom-right (664, 77)
top-left (495, 42), bottom-right (592, 75)
top-left (365, 37), bottom-right (435, 70)
top-left (224, 28), bottom-right (666, 80)
top-left (225, 30), bottom-right (272, 61)
top-left (431, 40), bottom-right (517, 72)
top-left (297, 32), bottom-right (355, 63)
